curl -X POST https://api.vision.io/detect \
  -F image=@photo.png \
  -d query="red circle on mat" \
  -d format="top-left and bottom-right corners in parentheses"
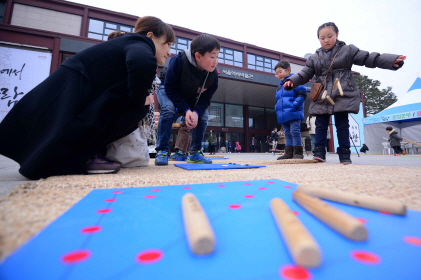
top-left (183, 186), bottom-right (191, 189)
top-left (217, 184), bottom-right (225, 187)
top-left (97, 209), bottom-right (111, 214)
top-left (244, 195), bottom-right (254, 198)
top-left (356, 218), bottom-right (366, 223)
top-left (229, 204), bottom-right (242, 209)
top-left (379, 211), bottom-right (392, 215)
top-left (267, 181), bottom-right (274, 184)
top-left (105, 198), bottom-right (116, 202)
top-left (284, 186), bottom-right (293, 189)
top-left (81, 226), bottom-right (101, 234)
top-left (351, 250), bottom-right (380, 264)
top-left (144, 195), bottom-right (155, 199)
top-left (403, 236), bottom-right (421, 246)
top-left (113, 191), bottom-right (123, 194)
top-left (136, 250), bottom-right (163, 264)
top-left (62, 250), bottom-right (91, 264)
top-left (244, 183), bottom-right (252, 185)
top-left (258, 187), bottom-right (266, 190)
top-left (151, 189), bottom-right (160, 192)
top-left (280, 265), bottom-right (311, 280)
top-left (292, 211), bottom-right (299, 216)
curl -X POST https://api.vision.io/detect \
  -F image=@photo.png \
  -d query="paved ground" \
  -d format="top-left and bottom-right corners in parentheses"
top-left (1, 152), bottom-right (421, 198)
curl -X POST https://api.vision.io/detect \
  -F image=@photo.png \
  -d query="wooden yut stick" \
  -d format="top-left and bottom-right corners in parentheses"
top-left (321, 90), bottom-right (327, 100)
top-left (270, 198), bottom-right (321, 268)
top-left (403, 138), bottom-right (421, 147)
top-left (297, 185), bottom-right (407, 215)
top-left (333, 78), bottom-right (344, 96)
top-left (292, 190), bottom-right (368, 241)
top-left (326, 95), bottom-right (335, 105)
top-left (182, 193), bottom-right (216, 255)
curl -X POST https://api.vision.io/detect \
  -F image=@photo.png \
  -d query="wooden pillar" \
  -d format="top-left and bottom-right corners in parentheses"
top-left (3, 0), bottom-right (13, 24)
top-left (50, 37), bottom-right (61, 74)
top-left (244, 105), bottom-right (249, 152)
top-left (80, 7), bottom-right (89, 37)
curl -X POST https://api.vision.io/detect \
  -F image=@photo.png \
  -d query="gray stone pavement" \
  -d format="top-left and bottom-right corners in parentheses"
top-left (1, 152), bottom-right (420, 198)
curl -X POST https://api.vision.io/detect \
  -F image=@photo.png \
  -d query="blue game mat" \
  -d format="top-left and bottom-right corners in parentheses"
top-left (1, 179), bottom-right (420, 280)
top-left (174, 163), bottom-right (265, 170)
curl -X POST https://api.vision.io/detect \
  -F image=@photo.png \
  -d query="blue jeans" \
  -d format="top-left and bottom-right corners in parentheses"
top-left (283, 119), bottom-right (302, 146)
top-left (310, 134), bottom-right (316, 150)
top-left (315, 112), bottom-right (350, 149)
top-left (156, 85), bottom-right (208, 153)
top-left (393, 146), bottom-right (404, 154)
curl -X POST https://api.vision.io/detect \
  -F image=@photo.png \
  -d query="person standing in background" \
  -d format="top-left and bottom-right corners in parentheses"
top-left (326, 125), bottom-right (331, 154)
top-left (278, 126), bottom-right (286, 151)
top-left (251, 136), bottom-right (256, 153)
top-left (306, 115), bottom-right (316, 151)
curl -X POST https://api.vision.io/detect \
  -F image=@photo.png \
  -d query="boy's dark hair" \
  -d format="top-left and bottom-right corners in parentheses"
top-left (274, 61), bottom-right (290, 71)
top-left (317, 22), bottom-right (339, 38)
top-left (386, 126), bottom-right (393, 131)
top-left (190, 34), bottom-right (221, 56)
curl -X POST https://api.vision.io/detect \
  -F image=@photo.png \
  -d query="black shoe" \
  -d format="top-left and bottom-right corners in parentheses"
top-left (312, 147), bottom-right (326, 162)
top-left (292, 146), bottom-right (304, 159)
top-left (337, 147), bottom-right (352, 165)
top-left (277, 146), bottom-right (293, 160)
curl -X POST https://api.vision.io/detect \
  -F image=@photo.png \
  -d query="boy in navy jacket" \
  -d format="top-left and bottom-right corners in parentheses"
top-left (274, 61), bottom-right (307, 160)
top-left (155, 34), bottom-right (220, 165)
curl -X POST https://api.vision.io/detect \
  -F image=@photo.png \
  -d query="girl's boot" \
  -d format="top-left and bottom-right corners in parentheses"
top-left (337, 147), bottom-right (352, 165)
top-left (312, 147), bottom-right (326, 162)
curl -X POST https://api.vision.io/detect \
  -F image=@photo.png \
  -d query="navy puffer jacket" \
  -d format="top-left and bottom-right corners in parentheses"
top-left (275, 73), bottom-right (307, 124)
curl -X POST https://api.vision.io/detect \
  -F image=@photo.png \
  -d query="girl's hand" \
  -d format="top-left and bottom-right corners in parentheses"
top-left (393, 56), bottom-right (406, 67)
top-left (144, 94), bottom-right (154, 105)
top-left (284, 81), bottom-right (293, 88)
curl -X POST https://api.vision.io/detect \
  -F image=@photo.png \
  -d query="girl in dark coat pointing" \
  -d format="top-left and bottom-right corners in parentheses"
top-left (0, 16), bottom-right (175, 179)
top-left (284, 22), bottom-right (406, 164)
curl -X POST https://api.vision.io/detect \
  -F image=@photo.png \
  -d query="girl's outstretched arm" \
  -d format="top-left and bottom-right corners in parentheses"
top-left (350, 44), bottom-right (405, 70)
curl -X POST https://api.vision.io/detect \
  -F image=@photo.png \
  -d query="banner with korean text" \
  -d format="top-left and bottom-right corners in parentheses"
top-left (0, 46), bottom-right (52, 122)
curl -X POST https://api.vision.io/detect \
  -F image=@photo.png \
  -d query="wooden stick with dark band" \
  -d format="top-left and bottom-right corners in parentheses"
top-left (270, 198), bottom-right (321, 267)
top-left (333, 78), bottom-right (344, 96)
top-left (182, 193), bottom-right (216, 255)
top-left (293, 190), bottom-right (368, 241)
top-left (296, 185), bottom-right (406, 216)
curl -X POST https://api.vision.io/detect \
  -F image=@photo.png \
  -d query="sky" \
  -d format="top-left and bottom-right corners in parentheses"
top-left (71, 0), bottom-right (421, 100)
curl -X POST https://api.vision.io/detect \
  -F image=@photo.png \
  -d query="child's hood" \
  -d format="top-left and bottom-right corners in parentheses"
top-left (387, 129), bottom-right (397, 135)
top-left (279, 73), bottom-right (294, 85)
top-left (184, 48), bottom-right (198, 68)
top-left (316, 40), bottom-right (346, 54)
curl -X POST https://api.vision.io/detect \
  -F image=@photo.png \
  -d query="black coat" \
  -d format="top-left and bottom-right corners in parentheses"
top-left (0, 33), bottom-right (157, 179)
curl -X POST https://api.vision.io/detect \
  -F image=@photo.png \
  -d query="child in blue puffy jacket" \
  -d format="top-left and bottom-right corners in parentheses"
top-left (274, 61), bottom-right (307, 160)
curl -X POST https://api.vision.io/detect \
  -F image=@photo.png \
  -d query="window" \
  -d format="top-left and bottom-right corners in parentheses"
top-left (248, 107), bottom-right (266, 129)
top-left (171, 37), bottom-right (192, 55)
top-left (219, 47), bottom-right (243, 67)
top-left (87, 18), bottom-right (133, 41)
top-left (225, 104), bottom-right (244, 128)
top-left (0, 1), bottom-right (6, 23)
top-left (208, 102), bottom-right (224, 127)
top-left (247, 53), bottom-right (279, 73)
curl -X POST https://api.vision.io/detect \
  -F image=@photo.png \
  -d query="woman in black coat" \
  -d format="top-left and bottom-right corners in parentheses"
top-left (0, 16), bottom-right (175, 179)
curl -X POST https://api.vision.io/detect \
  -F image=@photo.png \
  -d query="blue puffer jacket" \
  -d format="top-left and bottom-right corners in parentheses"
top-left (275, 73), bottom-right (307, 124)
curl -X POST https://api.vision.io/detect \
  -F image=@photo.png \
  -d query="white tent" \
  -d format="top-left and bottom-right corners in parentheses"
top-left (363, 77), bottom-right (421, 154)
